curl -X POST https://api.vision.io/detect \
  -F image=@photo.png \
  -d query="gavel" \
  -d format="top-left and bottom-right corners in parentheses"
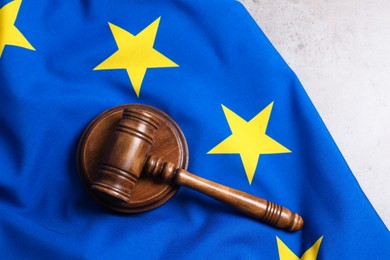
top-left (82, 106), bottom-right (303, 232)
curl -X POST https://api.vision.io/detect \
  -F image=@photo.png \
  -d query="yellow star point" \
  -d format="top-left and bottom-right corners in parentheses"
top-left (94, 17), bottom-right (178, 97)
top-left (208, 102), bottom-right (291, 184)
top-left (0, 0), bottom-right (35, 58)
top-left (277, 236), bottom-right (323, 260)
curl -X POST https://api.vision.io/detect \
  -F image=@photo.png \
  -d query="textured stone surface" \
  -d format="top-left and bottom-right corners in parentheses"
top-left (241, 0), bottom-right (390, 228)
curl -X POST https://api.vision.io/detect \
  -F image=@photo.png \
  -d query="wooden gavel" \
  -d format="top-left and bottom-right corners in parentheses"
top-left (90, 107), bottom-right (303, 232)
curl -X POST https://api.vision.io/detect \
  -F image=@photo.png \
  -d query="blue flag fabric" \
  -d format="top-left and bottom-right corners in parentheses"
top-left (1, 0), bottom-right (389, 259)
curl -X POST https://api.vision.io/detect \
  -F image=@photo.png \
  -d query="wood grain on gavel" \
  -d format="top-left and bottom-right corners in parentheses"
top-left (91, 107), bottom-right (303, 232)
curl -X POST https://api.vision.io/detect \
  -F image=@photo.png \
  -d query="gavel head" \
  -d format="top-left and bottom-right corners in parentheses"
top-left (91, 108), bottom-right (160, 204)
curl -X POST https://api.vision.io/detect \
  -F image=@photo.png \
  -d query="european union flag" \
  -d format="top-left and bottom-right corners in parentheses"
top-left (1, 0), bottom-right (389, 259)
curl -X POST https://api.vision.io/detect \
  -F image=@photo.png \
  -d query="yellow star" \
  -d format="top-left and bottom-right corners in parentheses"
top-left (0, 0), bottom-right (35, 58)
top-left (208, 102), bottom-right (291, 184)
top-left (94, 17), bottom-right (178, 97)
top-left (277, 236), bottom-right (323, 260)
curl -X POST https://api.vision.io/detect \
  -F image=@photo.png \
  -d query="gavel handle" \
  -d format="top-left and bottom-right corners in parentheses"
top-left (144, 156), bottom-right (303, 232)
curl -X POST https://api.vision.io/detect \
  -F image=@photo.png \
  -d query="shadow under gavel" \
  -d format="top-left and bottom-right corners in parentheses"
top-left (91, 108), bottom-right (303, 232)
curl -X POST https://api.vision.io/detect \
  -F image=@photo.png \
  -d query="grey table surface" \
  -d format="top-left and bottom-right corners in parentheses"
top-left (241, 0), bottom-right (390, 229)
